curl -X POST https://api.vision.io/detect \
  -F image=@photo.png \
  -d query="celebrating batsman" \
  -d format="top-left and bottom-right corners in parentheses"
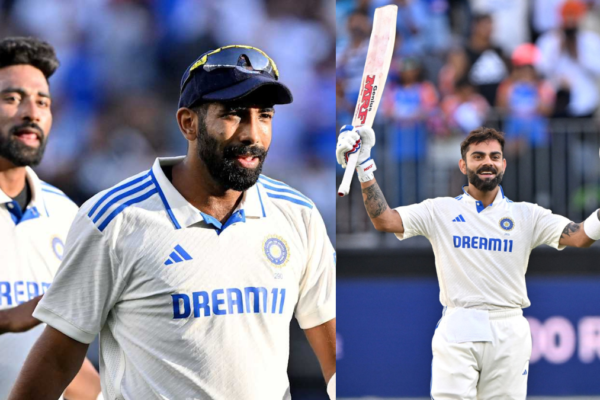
top-left (336, 125), bottom-right (600, 399)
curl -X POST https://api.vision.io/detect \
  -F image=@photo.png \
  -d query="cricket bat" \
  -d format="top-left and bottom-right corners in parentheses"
top-left (337, 5), bottom-right (397, 197)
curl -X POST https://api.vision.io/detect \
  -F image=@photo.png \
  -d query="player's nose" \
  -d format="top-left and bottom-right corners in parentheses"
top-left (18, 97), bottom-right (42, 123)
top-left (237, 113), bottom-right (264, 145)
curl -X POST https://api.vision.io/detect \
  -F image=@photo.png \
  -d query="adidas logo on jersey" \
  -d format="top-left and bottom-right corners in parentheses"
top-left (522, 369), bottom-right (527, 376)
top-left (452, 214), bottom-right (466, 222)
top-left (164, 244), bottom-right (193, 265)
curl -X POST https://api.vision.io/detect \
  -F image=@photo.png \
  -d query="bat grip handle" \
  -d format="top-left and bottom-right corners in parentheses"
top-left (337, 152), bottom-right (360, 197)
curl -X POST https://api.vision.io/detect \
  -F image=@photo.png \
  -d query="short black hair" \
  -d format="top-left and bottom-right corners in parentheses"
top-left (460, 127), bottom-right (505, 160)
top-left (0, 37), bottom-right (59, 80)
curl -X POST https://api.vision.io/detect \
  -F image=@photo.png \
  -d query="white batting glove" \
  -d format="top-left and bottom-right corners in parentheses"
top-left (335, 125), bottom-right (377, 182)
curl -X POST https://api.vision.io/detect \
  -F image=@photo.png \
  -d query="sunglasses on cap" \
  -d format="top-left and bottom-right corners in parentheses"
top-left (180, 45), bottom-right (280, 93)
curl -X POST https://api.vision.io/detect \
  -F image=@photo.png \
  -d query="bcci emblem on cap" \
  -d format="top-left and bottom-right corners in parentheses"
top-left (499, 217), bottom-right (515, 231)
top-left (263, 235), bottom-right (289, 268)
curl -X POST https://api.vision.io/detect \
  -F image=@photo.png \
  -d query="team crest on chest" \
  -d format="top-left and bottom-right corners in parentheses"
top-left (499, 217), bottom-right (515, 231)
top-left (263, 235), bottom-right (290, 268)
top-left (51, 236), bottom-right (65, 260)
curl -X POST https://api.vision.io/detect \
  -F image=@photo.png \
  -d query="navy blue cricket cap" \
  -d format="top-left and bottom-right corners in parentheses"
top-left (178, 45), bottom-right (293, 108)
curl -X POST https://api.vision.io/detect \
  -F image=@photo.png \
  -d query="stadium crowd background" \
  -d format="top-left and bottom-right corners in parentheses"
top-left (337, 0), bottom-right (600, 246)
top-left (1, 0), bottom-right (335, 398)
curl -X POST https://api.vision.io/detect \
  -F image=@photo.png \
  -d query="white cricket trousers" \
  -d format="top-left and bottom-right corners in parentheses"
top-left (430, 307), bottom-right (531, 400)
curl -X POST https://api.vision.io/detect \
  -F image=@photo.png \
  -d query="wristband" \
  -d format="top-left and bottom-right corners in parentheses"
top-left (583, 209), bottom-right (600, 240)
top-left (357, 158), bottom-right (377, 182)
top-left (327, 373), bottom-right (336, 400)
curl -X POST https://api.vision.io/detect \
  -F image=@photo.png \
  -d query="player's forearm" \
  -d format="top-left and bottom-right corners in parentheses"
top-left (9, 326), bottom-right (89, 400)
top-left (64, 358), bottom-right (101, 400)
top-left (0, 295), bottom-right (42, 334)
top-left (304, 319), bottom-right (336, 383)
top-left (360, 179), bottom-right (403, 233)
top-left (560, 210), bottom-right (600, 248)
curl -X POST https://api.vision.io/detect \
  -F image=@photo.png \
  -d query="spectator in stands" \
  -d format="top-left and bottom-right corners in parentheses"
top-left (497, 43), bottom-right (556, 152)
top-left (337, 9), bottom-right (371, 108)
top-left (384, 57), bottom-right (438, 204)
top-left (465, 13), bottom-right (509, 106)
top-left (536, 0), bottom-right (600, 118)
top-left (441, 77), bottom-right (489, 135)
top-left (438, 47), bottom-right (469, 97)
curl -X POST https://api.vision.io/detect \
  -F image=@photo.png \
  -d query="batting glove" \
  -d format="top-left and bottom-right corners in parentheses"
top-left (335, 125), bottom-right (377, 182)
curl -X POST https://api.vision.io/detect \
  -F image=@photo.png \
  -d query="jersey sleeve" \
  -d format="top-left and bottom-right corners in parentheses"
top-left (530, 204), bottom-right (571, 250)
top-left (33, 208), bottom-right (125, 344)
top-left (394, 199), bottom-right (434, 240)
top-left (294, 207), bottom-right (336, 330)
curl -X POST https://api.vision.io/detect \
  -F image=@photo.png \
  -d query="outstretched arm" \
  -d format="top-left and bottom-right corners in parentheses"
top-left (559, 210), bottom-right (600, 248)
top-left (360, 179), bottom-right (404, 233)
top-left (9, 326), bottom-right (89, 400)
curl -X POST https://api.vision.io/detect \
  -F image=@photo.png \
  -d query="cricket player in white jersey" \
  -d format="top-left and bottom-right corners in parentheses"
top-left (336, 125), bottom-right (600, 399)
top-left (10, 45), bottom-right (336, 400)
top-left (0, 37), bottom-right (101, 399)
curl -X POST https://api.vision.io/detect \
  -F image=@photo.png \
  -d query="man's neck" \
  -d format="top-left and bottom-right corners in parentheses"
top-left (465, 184), bottom-right (499, 208)
top-left (0, 159), bottom-right (27, 198)
top-left (171, 157), bottom-right (244, 223)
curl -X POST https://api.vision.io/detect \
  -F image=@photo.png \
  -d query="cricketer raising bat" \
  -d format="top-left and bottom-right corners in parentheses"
top-left (337, 4), bottom-right (397, 197)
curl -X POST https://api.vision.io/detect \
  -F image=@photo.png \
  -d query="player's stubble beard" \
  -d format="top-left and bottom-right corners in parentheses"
top-left (196, 123), bottom-right (268, 192)
top-left (0, 122), bottom-right (47, 167)
top-left (466, 164), bottom-right (504, 192)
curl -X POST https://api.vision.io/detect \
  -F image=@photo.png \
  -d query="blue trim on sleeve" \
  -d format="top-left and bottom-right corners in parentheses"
top-left (98, 188), bottom-right (158, 232)
top-left (93, 179), bottom-right (154, 223)
top-left (259, 182), bottom-right (312, 203)
top-left (359, 157), bottom-right (372, 165)
top-left (258, 176), bottom-right (312, 203)
top-left (149, 169), bottom-right (181, 230)
top-left (41, 188), bottom-right (70, 199)
top-left (265, 193), bottom-right (313, 209)
top-left (88, 172), bottom-right (150, 218)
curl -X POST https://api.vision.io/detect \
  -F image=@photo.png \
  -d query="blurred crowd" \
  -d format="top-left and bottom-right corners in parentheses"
top-left (337, 0), bottom-right (600, 208)
top-left (0, 0), bottom-right (336, 237)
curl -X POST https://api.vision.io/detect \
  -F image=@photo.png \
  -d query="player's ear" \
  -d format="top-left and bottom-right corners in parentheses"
top-left (176, 107), bottom-right (198, 141)
top-left (502, 157), bottom-right (507, 172)
top-left (459, 158), bottom-right (467, 175)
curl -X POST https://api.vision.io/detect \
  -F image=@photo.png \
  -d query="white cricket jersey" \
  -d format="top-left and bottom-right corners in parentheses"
top-left (395, 186), bottom-right (571, 310)
top-left (34, 156), bottom-right (336, 400)
top-left (0, 167), bottom-right (78, 399)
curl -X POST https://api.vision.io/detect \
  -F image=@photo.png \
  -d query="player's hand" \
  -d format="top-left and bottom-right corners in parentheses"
top-left (336, 125), bottom-right (376, 168)
top-left (0, 295), bottom-right (43, 334)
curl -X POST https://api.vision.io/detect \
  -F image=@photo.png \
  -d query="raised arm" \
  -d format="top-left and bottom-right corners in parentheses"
top-left (558, 210), bottom-right (600, 248)
top-left (336, 125), bottom-right (404, 233)
top-left (360, 179), bottom-right (404, 233)
top-left (8, 326), bottom-right (89, 400)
